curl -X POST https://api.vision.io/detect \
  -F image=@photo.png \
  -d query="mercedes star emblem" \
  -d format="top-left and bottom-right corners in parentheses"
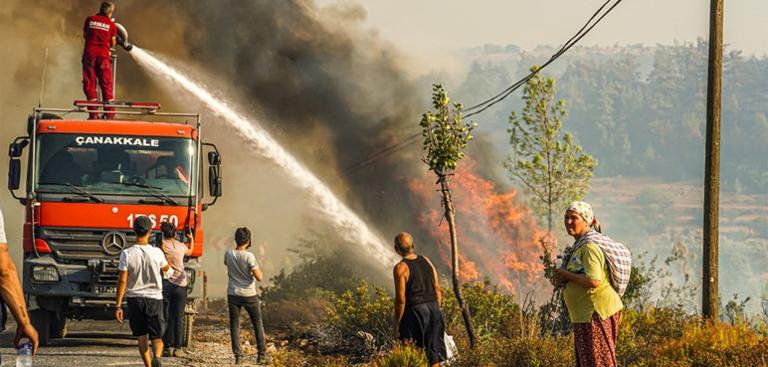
top-left (101, 231), bottom-right (127, 256)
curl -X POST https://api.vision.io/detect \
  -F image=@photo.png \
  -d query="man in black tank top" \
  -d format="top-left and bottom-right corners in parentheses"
top-left (393, 232), bottom-right (447, 367)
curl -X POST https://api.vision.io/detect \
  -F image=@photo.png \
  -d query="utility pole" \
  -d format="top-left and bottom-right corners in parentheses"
top-left (702, 0), bottom-right (723, 320)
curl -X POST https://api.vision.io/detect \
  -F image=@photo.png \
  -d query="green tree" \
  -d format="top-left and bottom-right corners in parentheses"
top-left (419, 84), bottom-right (478, 348)
top-left (506, 67), bottom-right (597, 232)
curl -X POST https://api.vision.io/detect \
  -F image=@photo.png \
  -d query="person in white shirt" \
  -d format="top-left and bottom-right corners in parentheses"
top-left (225, 227), bottom-right (267, 365)
top-left (115, 216), bottom-right (171, 367)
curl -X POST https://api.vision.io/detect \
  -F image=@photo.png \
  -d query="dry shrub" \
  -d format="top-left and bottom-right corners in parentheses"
top-left (448, 335), bottom-right (573, 367)
top-left (654, 321), bottom-right (768, 367)
top-left (618, 308), bottom-right (768, 367)
top-left (618, 307), bottom-right (691, 365)
top-left (320, 281), bottom-right (394, 362)
top-left (443, 281), bottom-right (539, 340)
top-left (258, 233), bottom-right (386, 335)
top-left (270, 346), bottom-right (351, 367)
top-left (262, 290), bottom-right (332, 331)
top-left (375, 343), bottom-right (428, 367)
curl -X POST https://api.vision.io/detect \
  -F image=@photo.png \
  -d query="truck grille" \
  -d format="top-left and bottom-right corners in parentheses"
top-left (97, 261), bottom-right (121, 285)
top-left (41, 228), bottom-right (137, 262)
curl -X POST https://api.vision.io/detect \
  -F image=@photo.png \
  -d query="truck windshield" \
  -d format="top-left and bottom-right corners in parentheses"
top-left (36, 134), bottom-right (196, 197)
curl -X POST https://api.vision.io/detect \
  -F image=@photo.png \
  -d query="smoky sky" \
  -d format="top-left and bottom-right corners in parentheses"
top-left (0, 0), bottom-right (425, 284)
top-left (116, 0), bottom-right (430, 219)
top-left (0, 0), bottom-right (518, 294)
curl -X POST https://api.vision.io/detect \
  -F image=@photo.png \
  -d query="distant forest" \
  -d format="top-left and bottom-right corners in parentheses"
top-left (453, 40), bottom-right (768, 194)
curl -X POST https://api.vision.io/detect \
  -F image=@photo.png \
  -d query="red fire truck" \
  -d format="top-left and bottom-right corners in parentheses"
top-left (7, 100), bottom-right (221, 346)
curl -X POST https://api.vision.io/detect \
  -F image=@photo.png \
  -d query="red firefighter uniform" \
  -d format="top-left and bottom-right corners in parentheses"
top-left (82, 14), bottom-right (117, 119)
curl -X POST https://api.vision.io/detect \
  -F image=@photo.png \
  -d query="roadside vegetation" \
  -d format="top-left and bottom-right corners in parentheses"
top-left (233, 233), bottom-right (768, 367)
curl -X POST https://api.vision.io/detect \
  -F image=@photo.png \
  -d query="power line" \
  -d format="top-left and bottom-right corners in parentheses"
top-left (345, 0), bottom-right (625, 174)
top-left (463, 0), bottom-right (615, 113)
top-left (465, 0), bottom-right (624, 118)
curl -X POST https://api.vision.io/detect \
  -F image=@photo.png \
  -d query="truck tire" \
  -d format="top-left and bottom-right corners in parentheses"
top-left (30, 309), bottom-right (51, 346)
top-left (50, 313), bottom-right (67, 339)
top-left (181, 313), bottom-right (194, 348)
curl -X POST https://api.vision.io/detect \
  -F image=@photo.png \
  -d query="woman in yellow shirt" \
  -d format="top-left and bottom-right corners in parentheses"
top-left (554, 201), bottom-right (623, 367)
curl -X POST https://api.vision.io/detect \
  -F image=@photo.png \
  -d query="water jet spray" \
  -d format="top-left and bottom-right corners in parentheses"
top-left (129, 47), bottom-right (399, 267)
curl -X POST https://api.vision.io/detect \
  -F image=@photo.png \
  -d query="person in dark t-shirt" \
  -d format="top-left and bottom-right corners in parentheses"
top-left (82, 1), bottom-right (117, 119)
top-left (392, 232), bottom-right (447, 367)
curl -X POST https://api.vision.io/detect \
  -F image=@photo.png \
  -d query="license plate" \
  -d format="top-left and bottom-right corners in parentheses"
top-left (96, 286), bottom-right (116, 294)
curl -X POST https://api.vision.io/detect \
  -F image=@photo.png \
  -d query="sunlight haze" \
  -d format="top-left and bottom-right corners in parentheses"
top-left (319, 0), bottom-right (768, 56)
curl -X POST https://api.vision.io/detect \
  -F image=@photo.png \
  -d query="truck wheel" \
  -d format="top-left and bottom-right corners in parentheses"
top-left (181, 313), bottom-right (194, 348)
top-left (30, 309), bottom-right (51, 346)
top-left (50, 313), bottom-right (67, 339)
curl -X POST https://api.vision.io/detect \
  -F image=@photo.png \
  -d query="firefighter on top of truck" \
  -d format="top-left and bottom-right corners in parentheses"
top-left (82, 1), bottom-right (117, 120)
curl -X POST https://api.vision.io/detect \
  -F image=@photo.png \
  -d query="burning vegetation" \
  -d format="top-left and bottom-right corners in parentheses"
top-left (408, 158), bottom-right (547, 295)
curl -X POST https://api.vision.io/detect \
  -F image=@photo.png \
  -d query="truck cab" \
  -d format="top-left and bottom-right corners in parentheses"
top-left (7, 101), bottom-right (222, 346)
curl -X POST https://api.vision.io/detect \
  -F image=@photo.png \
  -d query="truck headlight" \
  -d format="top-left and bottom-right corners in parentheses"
top-left (32, 265), bottom-right (60, 282)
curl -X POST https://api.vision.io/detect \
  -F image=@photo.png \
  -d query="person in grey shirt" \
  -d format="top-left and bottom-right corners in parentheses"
top-left (225, 227), bottom-right (267, 365)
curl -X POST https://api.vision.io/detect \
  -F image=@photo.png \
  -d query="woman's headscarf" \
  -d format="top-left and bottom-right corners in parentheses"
top-left (566, 201), bottom-right (595, 227)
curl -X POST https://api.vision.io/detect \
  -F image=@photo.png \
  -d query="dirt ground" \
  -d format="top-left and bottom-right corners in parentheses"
top-left (0, 303), bottom-right (275, 367)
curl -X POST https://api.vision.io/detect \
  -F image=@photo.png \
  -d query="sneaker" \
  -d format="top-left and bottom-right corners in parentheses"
top-left (162, 348), bottom-right (172, 357)
top-left (173, 348), bottom-right (187, 358)
top-left (151, 356), bottom-right (162, 367)
top-left (234, 356), bottom-right (243, 365)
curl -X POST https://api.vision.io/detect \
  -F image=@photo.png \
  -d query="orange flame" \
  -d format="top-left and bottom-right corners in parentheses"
top-left (408, 159), bottom-right (547, 294)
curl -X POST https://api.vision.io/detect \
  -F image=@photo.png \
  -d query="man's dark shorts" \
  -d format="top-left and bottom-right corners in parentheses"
top-left (127, 297), bottom-right (165, 339)
top-left (398, 301), bottom-right (447, 365)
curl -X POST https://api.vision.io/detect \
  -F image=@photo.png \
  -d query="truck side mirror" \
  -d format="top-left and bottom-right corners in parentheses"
top-left (208, 151), bottom-right (221, 165)
top-left (8, 159), bottom-right (20, 190)
top-left (208, 165), bottom-right (222, 197)
top-left (202, 142), bottom-right (222, 210)
top-left (8, 137), bottom-right (29, 200)
top-left (8, 140), bottom-right (29, 158)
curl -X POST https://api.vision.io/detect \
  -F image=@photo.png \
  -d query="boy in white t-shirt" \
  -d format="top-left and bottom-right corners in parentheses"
top-left (115, 216), bottom-right (171, 367)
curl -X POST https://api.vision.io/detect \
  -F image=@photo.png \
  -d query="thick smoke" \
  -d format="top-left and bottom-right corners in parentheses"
top-left (0, 0), bottom-right (431, 293)
top-left (0, 0), bottom-right (539, 295)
